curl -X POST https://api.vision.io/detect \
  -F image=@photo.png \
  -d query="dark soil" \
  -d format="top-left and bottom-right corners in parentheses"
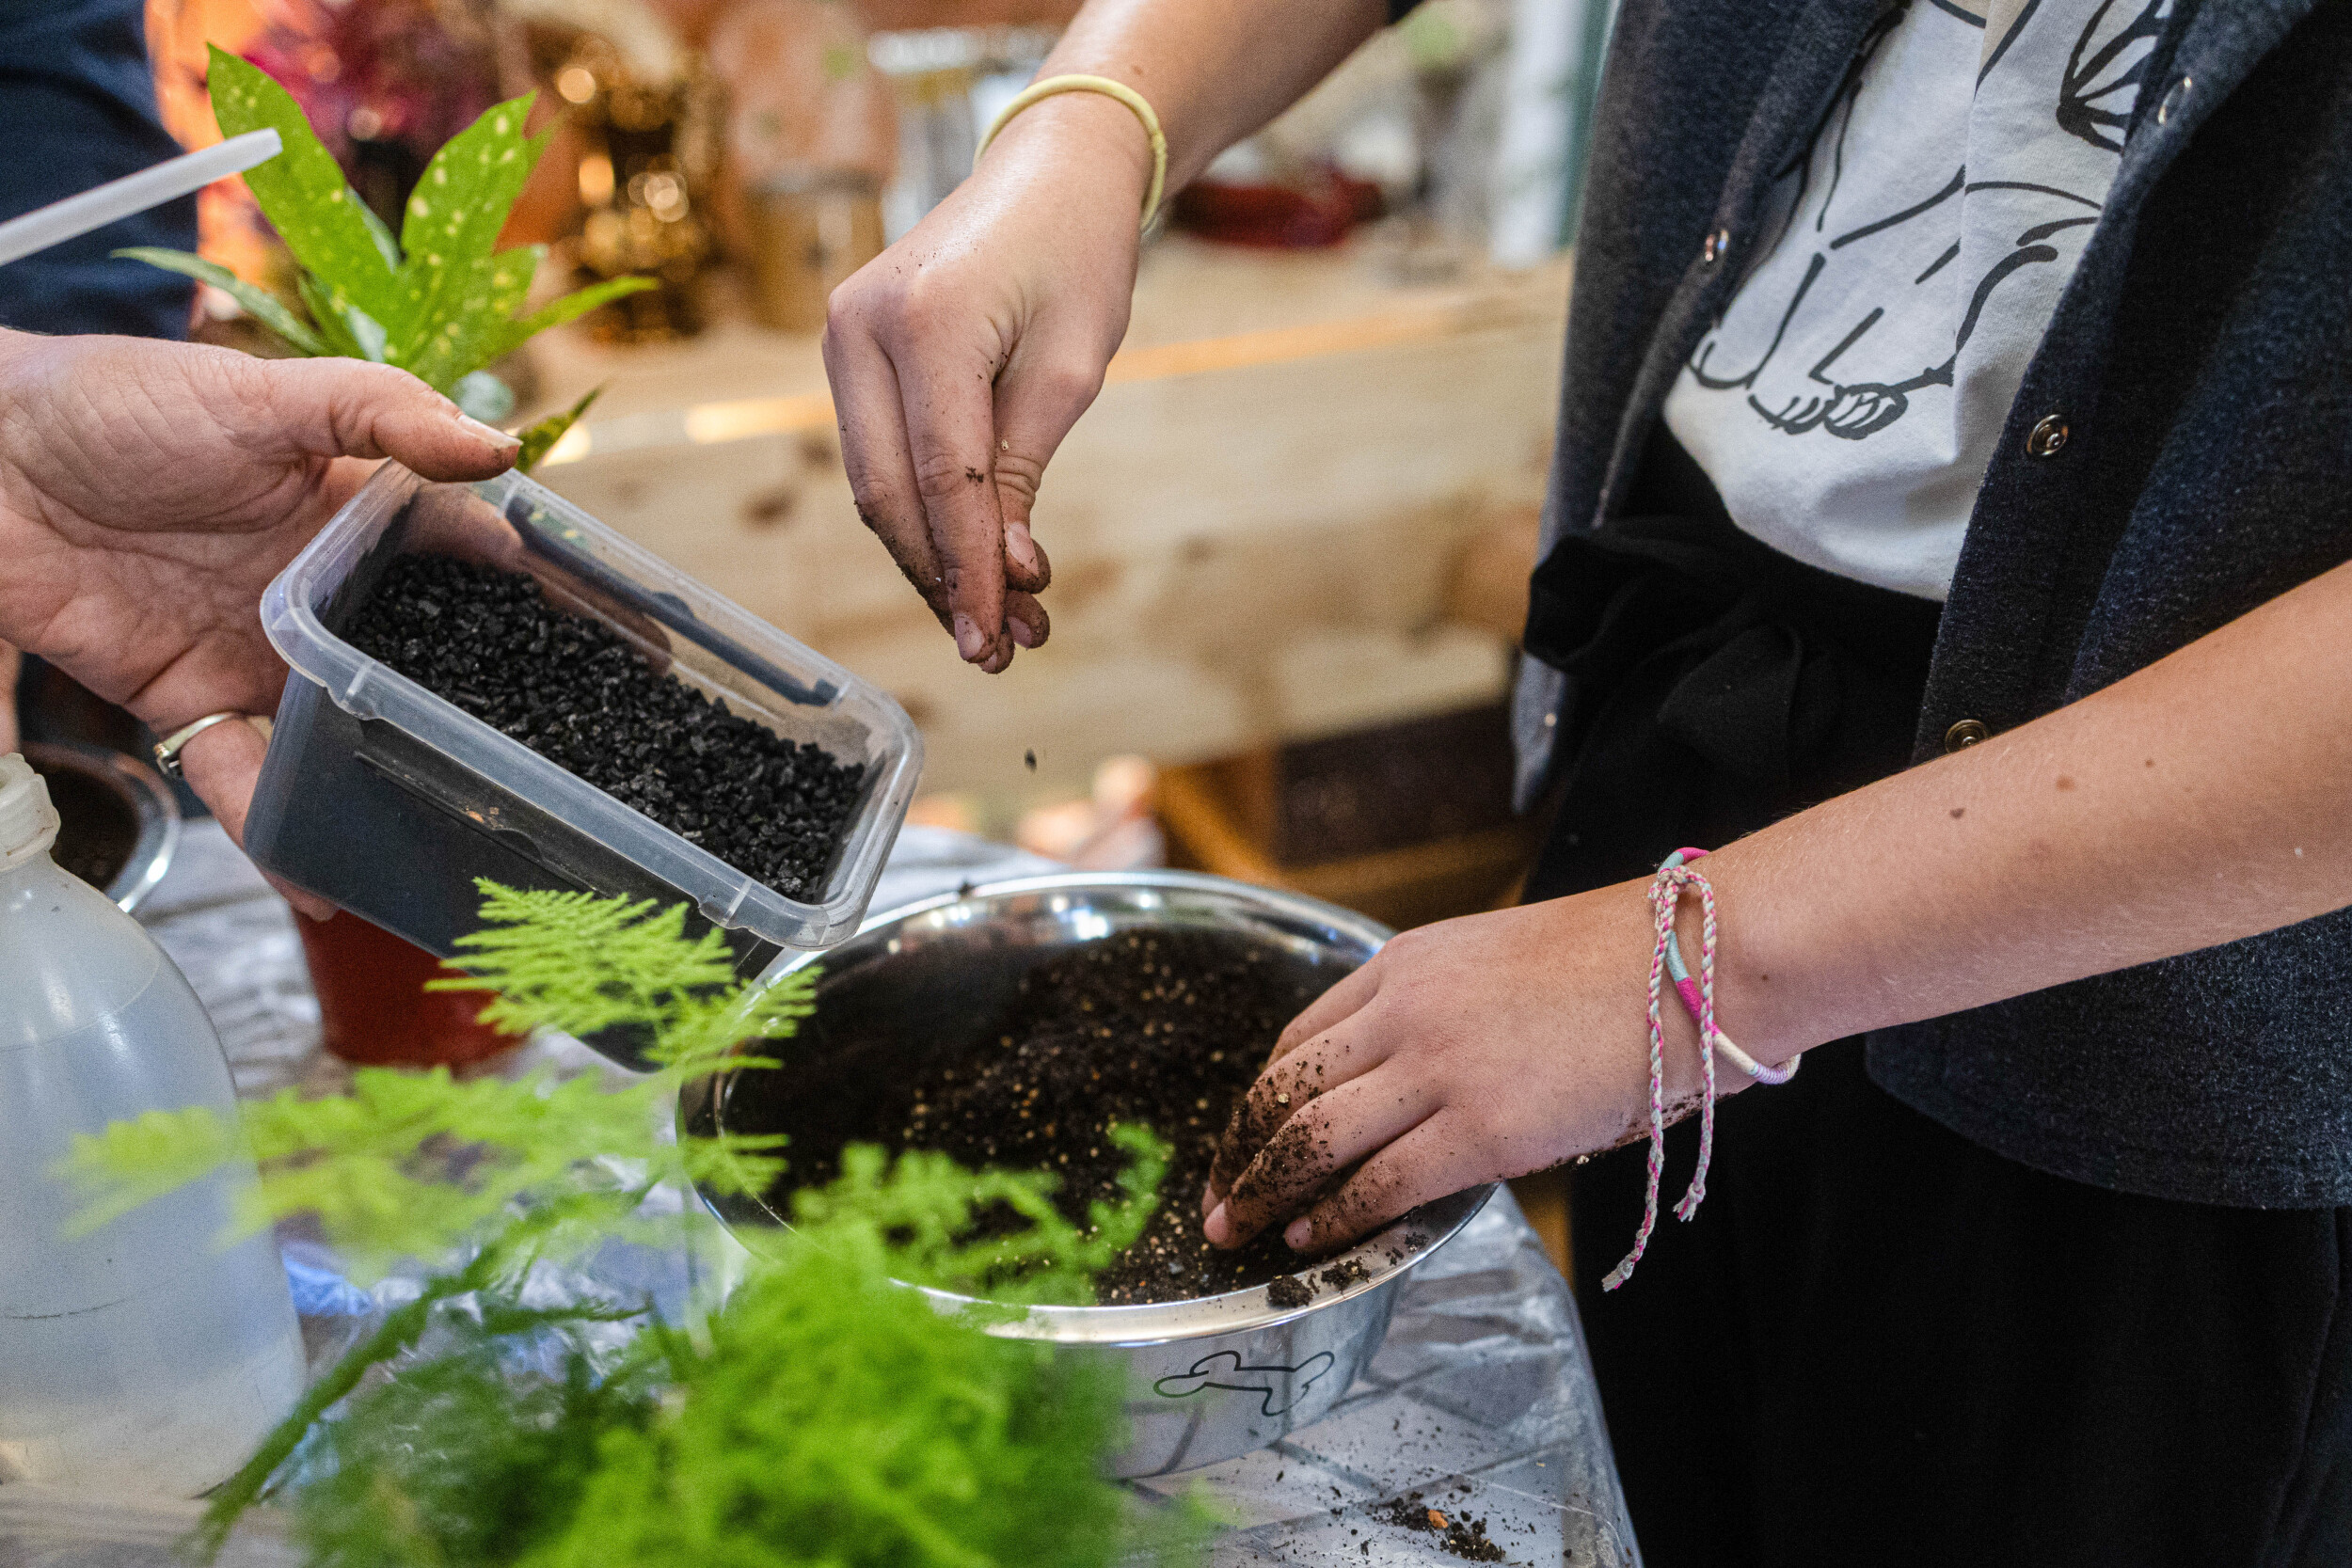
top-left (757, 927), bottom-right (1346, 1305)
top-left (1319, 1257), bottom-right (1372, 1291)
top-left (1370, 1493), bottom-right (1510, 1561)
top-left (37, 766), bottom-right (135, 892)
top-left (345, 554), bottom-right (864, 899)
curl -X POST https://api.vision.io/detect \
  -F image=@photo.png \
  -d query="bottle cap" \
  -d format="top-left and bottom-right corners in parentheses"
top-left (0, 752), bottom-right (62, 868)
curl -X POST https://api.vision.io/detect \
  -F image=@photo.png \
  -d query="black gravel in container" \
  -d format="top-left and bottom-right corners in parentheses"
top-left (344, 553), bottom-right (865, 900)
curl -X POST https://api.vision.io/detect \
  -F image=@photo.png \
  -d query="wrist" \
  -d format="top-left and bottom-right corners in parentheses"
top-left (977, 90), bottom-right (1155, 216)
top-left (1674, 844), bottom-right (1836, 1069)
top-left (1559, 878), bottom-right (1745, 1142)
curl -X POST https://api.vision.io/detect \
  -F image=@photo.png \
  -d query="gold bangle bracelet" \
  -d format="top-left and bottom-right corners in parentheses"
top-left (973, 73), bottom-right (1169, 230)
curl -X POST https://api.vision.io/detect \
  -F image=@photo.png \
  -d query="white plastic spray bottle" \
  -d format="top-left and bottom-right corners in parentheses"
top-left (0, 753), bottom-right (303, 1494)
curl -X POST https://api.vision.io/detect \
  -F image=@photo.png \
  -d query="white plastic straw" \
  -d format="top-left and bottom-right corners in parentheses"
top-left (0, 130), bottom-right (283, 268)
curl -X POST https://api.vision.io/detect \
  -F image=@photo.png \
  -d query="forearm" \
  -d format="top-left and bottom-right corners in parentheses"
top-left (1708, 557), bottom-right (2352, 1059)
top-left (993, 0), bottom-right (1390, 194)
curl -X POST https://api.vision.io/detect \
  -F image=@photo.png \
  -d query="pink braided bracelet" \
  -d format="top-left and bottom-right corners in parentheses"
top-left (1599, 847), bottom-right (1801, 1292)
top-left (1659, 848), bottom-right (1799, 1087)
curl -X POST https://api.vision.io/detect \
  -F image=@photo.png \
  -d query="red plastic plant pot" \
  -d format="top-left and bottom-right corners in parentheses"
top-left (295, 911), bottom-right (516, 1068)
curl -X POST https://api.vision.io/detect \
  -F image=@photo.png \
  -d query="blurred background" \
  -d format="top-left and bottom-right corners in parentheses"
top-left (0, 0), bottom-right (1623, 1264)
top-left (25, 0), bottom-right (1619, 935)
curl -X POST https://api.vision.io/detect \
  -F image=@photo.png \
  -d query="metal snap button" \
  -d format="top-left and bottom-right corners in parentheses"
top-left (1701, 228), bottom-right (1731, 266)
top-left (2156, 75), bottom-right (2191, 126)
top-left (1946, 719), bottom-right (1989, 752)
top-left (2026, 414), bottom-right (2070, 457)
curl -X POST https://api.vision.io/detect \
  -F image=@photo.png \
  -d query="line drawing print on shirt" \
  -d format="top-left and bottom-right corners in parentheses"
top-left (2061, 0), bottom-right (2171, 150)
top-left (1678, 0), bottom-right (2166, 446)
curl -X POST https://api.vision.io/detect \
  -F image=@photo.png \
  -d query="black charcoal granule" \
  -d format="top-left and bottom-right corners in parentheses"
top-left (344, 553), bottom-right (864, 900)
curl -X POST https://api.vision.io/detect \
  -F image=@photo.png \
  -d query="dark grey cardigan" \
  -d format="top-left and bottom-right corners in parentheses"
top-left (1514, 0), bottom-right (2352, 1207)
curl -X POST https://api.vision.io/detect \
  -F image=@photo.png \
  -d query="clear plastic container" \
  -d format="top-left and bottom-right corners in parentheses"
top-left (0, 754), bottom-right (304, 1496)
top-left (243, 464), bottom-right (922, 1030)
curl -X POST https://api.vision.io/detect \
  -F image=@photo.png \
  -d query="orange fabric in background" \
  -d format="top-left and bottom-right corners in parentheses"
top-left (146, 0), bottom-right (274, 283)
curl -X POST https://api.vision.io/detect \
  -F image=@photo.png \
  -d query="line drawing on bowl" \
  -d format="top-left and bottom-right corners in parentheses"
top-left (1152, 1350), bottom-right (1338, 1417)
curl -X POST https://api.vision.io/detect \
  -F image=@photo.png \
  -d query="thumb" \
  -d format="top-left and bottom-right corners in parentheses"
top-left (991, 331), bottom-right (1109, 594)
top-left (249, 357), bottom-right (520, 482)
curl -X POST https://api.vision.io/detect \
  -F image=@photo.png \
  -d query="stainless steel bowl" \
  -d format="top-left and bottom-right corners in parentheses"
top-left (681, 871), bottom-right (1494, 1477)
top-left (22, 741), bottom-right (180, 913)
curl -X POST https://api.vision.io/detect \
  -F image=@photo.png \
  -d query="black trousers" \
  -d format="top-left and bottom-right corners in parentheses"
top-left (1522, 434), bottom-right (2352, 1564)
top-left (1565, 1049), bottom-right (2352, 1568)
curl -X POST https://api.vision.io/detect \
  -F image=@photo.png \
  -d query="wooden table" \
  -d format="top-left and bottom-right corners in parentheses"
top-left (521, 237), bottom-right (1567, 815)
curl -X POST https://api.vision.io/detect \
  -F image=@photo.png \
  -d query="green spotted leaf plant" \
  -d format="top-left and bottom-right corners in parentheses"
top-left (122, 47), bottom-right (653, 430)
top-left (64, 883), bottom-right (1203, 1568)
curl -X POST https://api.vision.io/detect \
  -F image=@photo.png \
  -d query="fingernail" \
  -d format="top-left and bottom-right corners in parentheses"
top-left (1008, 614), bottom-right (1040, 649)
top-left (1199, 1182), bottom-right (1219, 1217)
top-left (455, 413), bottom-right (519, 452)
top-left (952, 613), bottom-right (986, 661)
top-left (1006, 522), bottom-right (1041, 574)
top-left (1204, 1204), bottom-right (1232, 1246)
top-left (1284, 1218), bottom-right (1312, 1251)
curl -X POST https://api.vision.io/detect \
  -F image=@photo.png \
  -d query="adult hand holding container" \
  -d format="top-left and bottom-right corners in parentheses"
top-left (242, 464), bottom-right (922, 1063)
top-left (0, 329), bottom-right (520, 909)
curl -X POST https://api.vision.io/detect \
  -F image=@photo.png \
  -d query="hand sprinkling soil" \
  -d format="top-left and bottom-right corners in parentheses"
top-left (750, 927), bottom-right (1343, 1304)
top-left (344, 555), bottom-right (864, 899)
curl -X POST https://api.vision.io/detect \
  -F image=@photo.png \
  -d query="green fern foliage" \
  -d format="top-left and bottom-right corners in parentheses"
top-left (513, 1230), bottom-right (1152, 1568)
top-left (434, 880), bottom-right (815, 1071)
top-left (794, 1126), bottom-right (1168, 1308)
top-left (285, 1149), bottom-right (1210, 1568)
top-left (65, 882), bottom-right (800, 1277)
top-left (65, 882), bottom-right (1197, 1567)
top-left (288, 1315), bottom-right (664, 1568)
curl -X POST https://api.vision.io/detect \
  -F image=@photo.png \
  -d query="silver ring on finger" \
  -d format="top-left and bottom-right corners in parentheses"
top-left (152, 711), bottom-right (249, 781)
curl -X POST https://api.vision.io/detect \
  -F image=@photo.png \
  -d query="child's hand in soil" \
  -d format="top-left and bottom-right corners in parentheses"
top-left (0, 331), bottom-right (516, 888)
top-left (1201, 880), bottom-right (1752, 1253)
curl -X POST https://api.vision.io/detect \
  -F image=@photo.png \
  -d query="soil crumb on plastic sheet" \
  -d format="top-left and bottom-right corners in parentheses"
top-left (1368, 1487), bottom-right (1510, 1560)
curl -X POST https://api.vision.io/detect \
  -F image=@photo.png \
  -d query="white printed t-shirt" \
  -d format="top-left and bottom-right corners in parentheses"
top-left (1661, 0), bottom-right (2172, 600)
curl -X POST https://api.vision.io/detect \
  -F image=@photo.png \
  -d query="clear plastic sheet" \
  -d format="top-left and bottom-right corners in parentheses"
top-left (0, 1485), bottom-right (299, 1568)
top-left (1143, 1182), bottom-right (1638, 1566)
top-left (0, 823), bottom-right (1637, 1567)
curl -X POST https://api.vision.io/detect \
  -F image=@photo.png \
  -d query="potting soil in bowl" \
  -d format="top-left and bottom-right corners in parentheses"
top-left (343, 554), bottom-right (865, 899)
top-left (733, 927), bottom-right (1331, 1306)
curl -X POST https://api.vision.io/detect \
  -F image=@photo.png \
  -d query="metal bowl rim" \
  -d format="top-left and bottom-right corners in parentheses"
top-left (697, 868), bottom-right (1499, 1344)
top-left (837, 867), bottom-right (1400, 949)
top-left (22, 740), bottom-right (181, 913)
